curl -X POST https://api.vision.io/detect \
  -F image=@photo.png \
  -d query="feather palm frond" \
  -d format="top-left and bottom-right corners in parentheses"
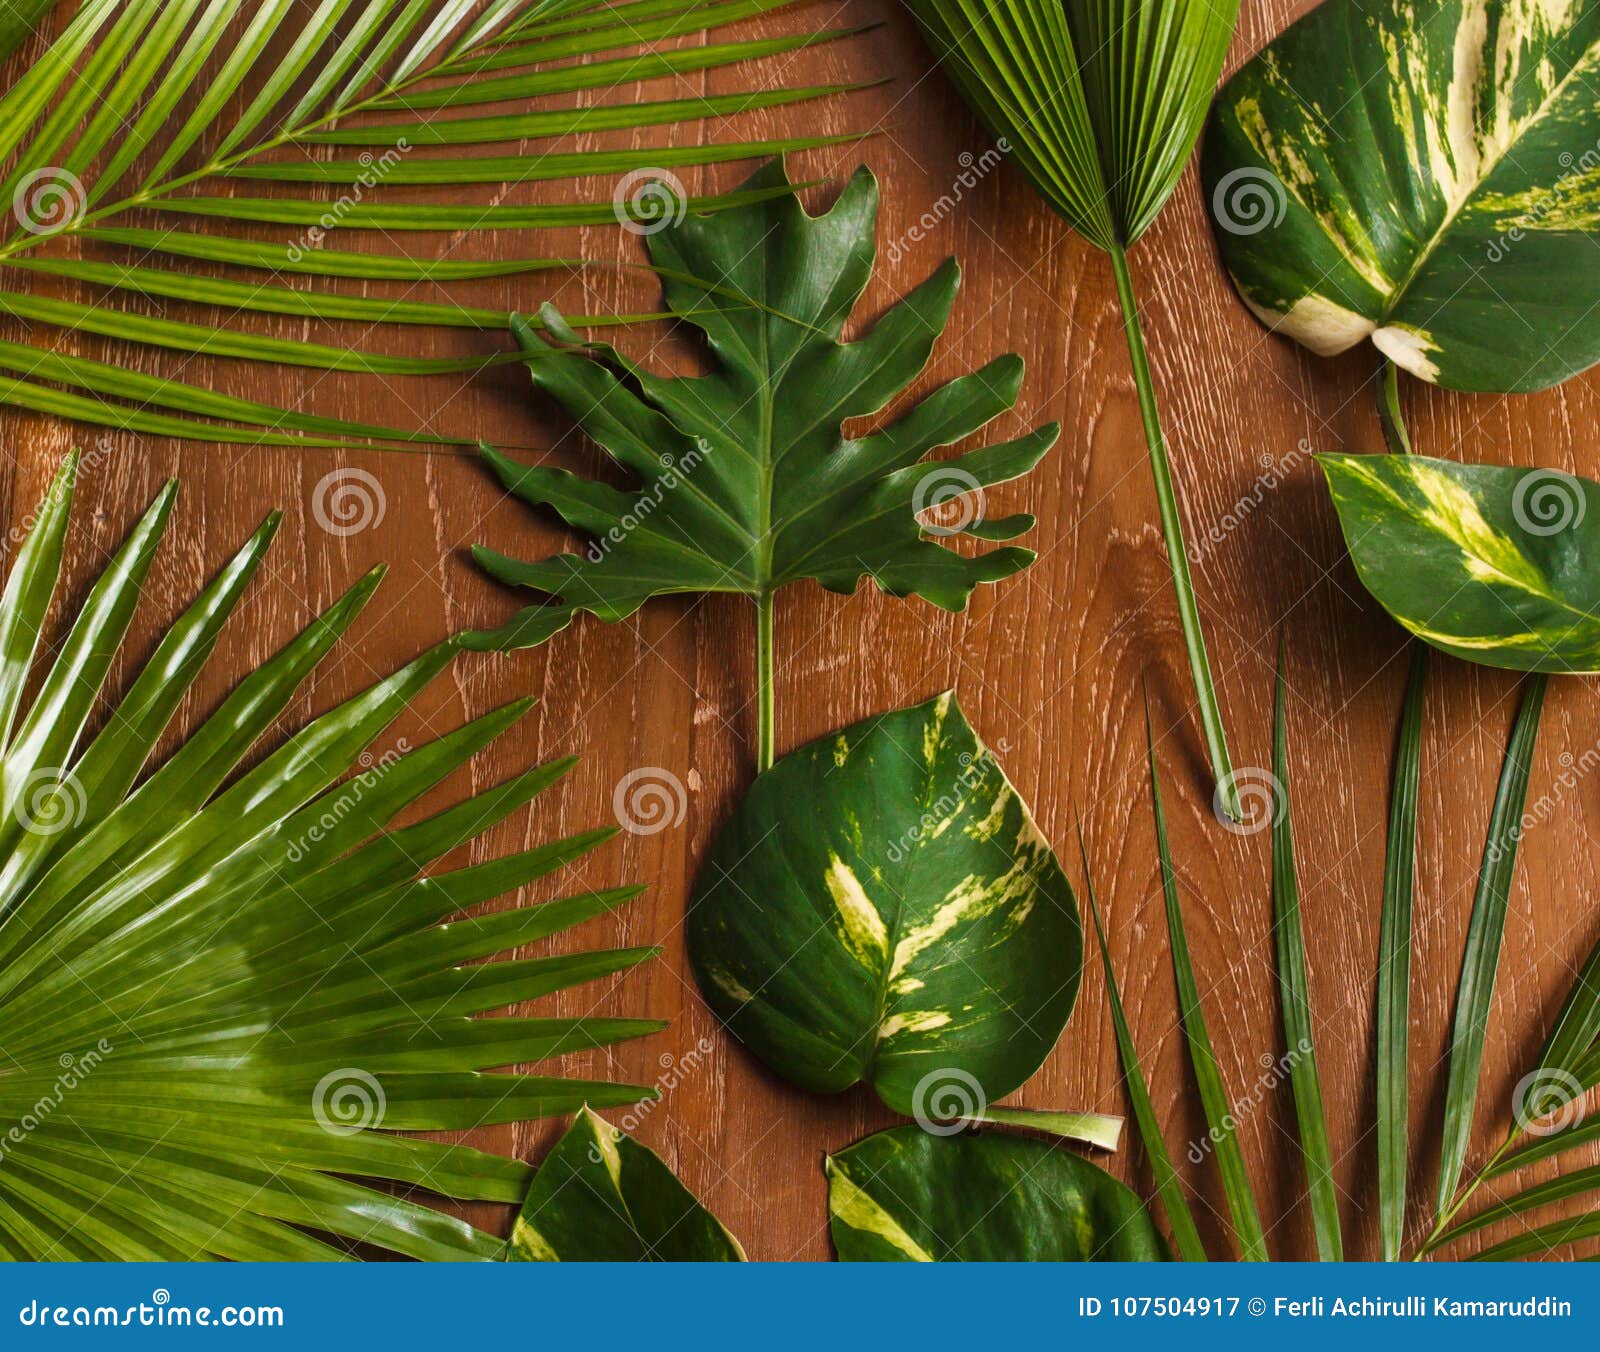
top-left (0, 450), bottom-right (662, 1260)
top-left (0, 0), bottom-right (872, 449)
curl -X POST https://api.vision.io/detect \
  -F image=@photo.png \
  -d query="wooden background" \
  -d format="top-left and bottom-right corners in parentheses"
top-left (5, 0), bottom-right (1599, 1261)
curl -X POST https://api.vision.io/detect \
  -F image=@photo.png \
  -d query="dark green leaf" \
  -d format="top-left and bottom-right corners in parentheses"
top-left (827, 1126), bottom-right (1168, 1261)
top-left (507, 1107), bottom-right (743, 1260)
top-left (686, 693), bottom-right (1081, 1117)
top-left (468, 158), bottom-right (1054, 652)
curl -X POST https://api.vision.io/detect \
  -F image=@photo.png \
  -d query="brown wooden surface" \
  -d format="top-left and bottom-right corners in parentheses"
top-left (4, 0), bottom-right (1599, 1261)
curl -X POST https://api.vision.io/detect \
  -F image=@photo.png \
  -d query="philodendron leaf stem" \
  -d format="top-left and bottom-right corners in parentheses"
top-left (1109, 243), bottom-right (1238, 821)
top-left (1379, 360), bottom-right (1413, 456)
top-left (756, 591), bottom-right (775, 773)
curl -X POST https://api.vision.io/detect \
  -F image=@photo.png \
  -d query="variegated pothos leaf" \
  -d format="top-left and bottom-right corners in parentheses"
top-left (1320, 452), bottom-right (1600, 670)
top-left (686, 693), bottom-right (1081, 1115)
top-left (507, 1107), bottom-right (743, 1261)
top-left (1204, 0), bottom-right (1600, 391)
top-left (827, 1127), bottom-right (1168, 1261)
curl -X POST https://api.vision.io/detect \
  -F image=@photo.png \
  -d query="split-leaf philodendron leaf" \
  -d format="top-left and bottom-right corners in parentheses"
top-left (468, 158), bottom-right (1057, 651)
top-left (1204, 0), bottom-right (1600, 391)
top-left (1320, 452), bottom-right (1600, 671)
top-left (827, 1127), bottom-right (1169, 1261)
top-left (507, 1107), bottom-right (743, 1261)
top-left (686, 693), bottom-right (1081, 1115)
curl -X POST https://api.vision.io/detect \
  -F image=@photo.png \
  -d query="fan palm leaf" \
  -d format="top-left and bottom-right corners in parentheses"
top-left (0, 0), bottom-right (870, 449)
top-left (900, 0), bottom-right (1243, 818)
top-left (0, 450), bottom-right (662, 1260)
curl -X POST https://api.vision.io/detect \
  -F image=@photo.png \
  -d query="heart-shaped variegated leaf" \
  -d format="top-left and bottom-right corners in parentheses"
top-left (1204, 0), bottom-right (1600, 392)
top-left (827, 1127), bottom-right (1168, 1261)
top-left (686, 693), bottom-right (1081, 1115)
top-left (1320, 452), bottom-right (1600, 670)
top-left (507, 1108), bottom-right (743, 1261)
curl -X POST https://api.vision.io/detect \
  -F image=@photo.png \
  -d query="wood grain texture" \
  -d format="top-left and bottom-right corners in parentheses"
top-left (2, 0), bottom-right (1597, 1261)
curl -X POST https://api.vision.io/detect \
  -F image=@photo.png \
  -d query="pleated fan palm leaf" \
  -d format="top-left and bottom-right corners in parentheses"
top-left (0, 451), bottom-right (662, 1260)
top-left (0, 0), bottom-right (870, 449)
top-left (900, 0), bottom-right (1243, 818)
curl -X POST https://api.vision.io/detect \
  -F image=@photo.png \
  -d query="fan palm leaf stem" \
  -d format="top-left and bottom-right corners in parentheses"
top-left (1109, 242), bottom-right (1236, 820)
top-left (1415, 1130), bottom-right (1521, 1257)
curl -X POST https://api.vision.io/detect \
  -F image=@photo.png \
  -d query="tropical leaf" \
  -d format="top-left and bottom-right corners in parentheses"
top-left (1376, 648), bottom-right (1426, 1261)
top-left (469, 161), bottom-right (1055, 766)
top-left (1320, 453), bottom-right (1600, 673)
top-left (0, 0), bottom-right (870, 446)
top-left (1081, 829), bottom-right (1207, 1261)
top-left (1145, 715), bottom-right (1266, 1260)
top-left (506, 1108), bottom-right (743, 1261)
top-left (826, 1126), bottom-right (1169, 1261)
top-left (0, 451), bottom-right (662, 1261)
top-left (1269, 649), bottom-right (1341, 1260)
top-left (1203, 0), bottom-right (1600, 392)
top-left (899, 0), bottom-right (1245, 816)
top-left (685, 694), bottom-right (1082, 1120)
